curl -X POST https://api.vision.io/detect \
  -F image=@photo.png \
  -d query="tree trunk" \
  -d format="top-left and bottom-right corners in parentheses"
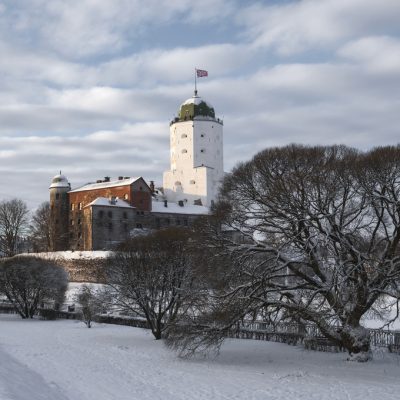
top-left (339, 324), bottom-right (372, 362)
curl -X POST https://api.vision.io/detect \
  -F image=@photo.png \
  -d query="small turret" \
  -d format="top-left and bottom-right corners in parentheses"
top-left (49, 173), bottom-right (70, 251)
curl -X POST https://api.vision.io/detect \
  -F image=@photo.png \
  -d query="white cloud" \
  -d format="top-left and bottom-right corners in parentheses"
top-left (338, 36), bottom-right (400, 75)
top-left (239, 0), bottom-right (400, 55)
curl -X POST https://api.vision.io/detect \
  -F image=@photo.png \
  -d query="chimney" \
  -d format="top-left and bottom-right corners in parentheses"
top-left (104, 176), bottom-right (110, 182)
top-left (150, 181), bottom-right (155, 193)
top-left (109, 196), bottom-right (116, 205)
top-left (164, 200), bottom-right (168, 208)
top-left (96, 180), bottom-right (102, 183)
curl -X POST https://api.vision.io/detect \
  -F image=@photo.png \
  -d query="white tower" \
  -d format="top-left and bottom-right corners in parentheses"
top-left (163, 91), bottom-right (224, 207)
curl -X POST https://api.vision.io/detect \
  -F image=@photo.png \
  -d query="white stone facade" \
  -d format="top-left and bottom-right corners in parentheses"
top-left (163, 95), bottom-right (224, 207)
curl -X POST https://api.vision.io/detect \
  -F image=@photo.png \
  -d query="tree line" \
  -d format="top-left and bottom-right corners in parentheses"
top-left (1, 144), bottom-right (400, 363)
top-left (0, 199), bottom-right (51, 257)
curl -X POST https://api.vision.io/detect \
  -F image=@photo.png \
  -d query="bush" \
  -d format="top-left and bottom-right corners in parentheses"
top-left (0, 256), bottom-right (68, 318)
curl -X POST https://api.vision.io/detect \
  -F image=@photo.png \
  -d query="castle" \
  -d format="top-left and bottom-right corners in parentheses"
top-left (49, 91), bottom-right (224, 251)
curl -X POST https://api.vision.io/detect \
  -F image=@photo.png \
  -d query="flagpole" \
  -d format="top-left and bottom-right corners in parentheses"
top-left (194, 67), bottom-right (197, 96)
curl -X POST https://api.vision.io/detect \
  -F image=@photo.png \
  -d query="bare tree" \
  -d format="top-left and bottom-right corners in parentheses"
top-left (169, 145), bottom-right (400, 362)
top-left (0, 199), bottom-right (29, 257)
top-left (0, 256), bottom-right (68, 318)
top-left (104, 228), bottom-right (197, 339)
top-left (29, 202), bottom-right (51, 252)
top-left (76, 284), bottom-right (103, 328)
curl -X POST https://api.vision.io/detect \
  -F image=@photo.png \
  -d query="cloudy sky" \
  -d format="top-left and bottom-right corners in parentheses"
top-left (0, 0), bottom-right (399, 209)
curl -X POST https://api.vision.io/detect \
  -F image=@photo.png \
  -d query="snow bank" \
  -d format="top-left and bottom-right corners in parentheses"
top-left (23, 251), bottom-right (112, 260)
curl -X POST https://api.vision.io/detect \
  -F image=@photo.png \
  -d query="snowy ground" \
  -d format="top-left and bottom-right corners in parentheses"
top-left (1, 315), bottom-right (400, 400)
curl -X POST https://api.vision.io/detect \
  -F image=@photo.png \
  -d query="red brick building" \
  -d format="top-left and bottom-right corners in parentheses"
top-left (50, 175), bottom-right (152, 250)
top-left (49, 174), bottom-right (209, 251)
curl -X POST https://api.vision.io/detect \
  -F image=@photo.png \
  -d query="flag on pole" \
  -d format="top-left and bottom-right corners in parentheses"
top-left (196, 69), bottom-right (208, 77)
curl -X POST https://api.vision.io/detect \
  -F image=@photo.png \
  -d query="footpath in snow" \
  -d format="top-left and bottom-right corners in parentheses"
top-left (0, 314), bottom-right (400, 400)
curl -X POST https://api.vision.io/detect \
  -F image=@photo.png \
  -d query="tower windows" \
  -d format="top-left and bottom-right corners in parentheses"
top-left (200, 149), bottom-right (205, 153)
top-left (181, 149), bottom-right (187, 154)
top-left (181, 134), bottom-right (187, 138)
top-left (190, 180), bottom-right (196, 184)
top-left (201, 133), bottom-right (205, 138)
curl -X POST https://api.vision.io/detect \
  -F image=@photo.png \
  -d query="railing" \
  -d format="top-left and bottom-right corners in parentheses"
top-left (1, 303), bottom-right (399, 352)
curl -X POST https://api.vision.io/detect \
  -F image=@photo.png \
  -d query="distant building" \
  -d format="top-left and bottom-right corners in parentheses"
top-left (163, 91), bottom-right (224, 207)
top-left (49, 91), bottom-right (223, 250)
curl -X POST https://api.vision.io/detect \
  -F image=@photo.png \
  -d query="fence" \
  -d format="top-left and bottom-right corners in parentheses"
top-left (1, 303), bottom-right (399, 353)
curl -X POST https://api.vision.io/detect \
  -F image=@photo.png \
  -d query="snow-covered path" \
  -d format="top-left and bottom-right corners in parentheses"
top-left (0, 314), bottom-right (399, 400)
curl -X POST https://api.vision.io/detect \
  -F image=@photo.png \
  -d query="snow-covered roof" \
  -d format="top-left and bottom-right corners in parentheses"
top-left (49, 174), bottom-right (70, 189)
top-left (86, 197), bottom-right (135, 209)
top-left (182, 95), bottom-right (213, 109)
top-left (151, 199), bottom-right (209, 215)
top-left (69, 177), bottom-right (141, 193)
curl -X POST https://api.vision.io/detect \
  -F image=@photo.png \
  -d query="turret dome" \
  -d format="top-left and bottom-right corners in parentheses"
top-left (49, 174), bottom-right (70, 189)
top-left (178, 93), bottom-right (215, 120)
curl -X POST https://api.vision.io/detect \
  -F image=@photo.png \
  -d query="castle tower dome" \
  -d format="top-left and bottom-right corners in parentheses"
top-left (49, 173), bottom-right (70, 251)
top-left (163, 91), bottom-right (224, 207)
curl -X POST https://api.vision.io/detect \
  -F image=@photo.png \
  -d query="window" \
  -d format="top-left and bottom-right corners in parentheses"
top-left (165, 218), bottom-right (170, 226)
top-left (141, 211), bottom-right (144, 215)
top-left (136, 223), bottom-right (143, 229)
top-left (107, 211), bottom-right (112, 218)
top-left (124, 223), bottom-right (128, 232)
top-left (78, 219), bottom-right (81, 225)
top-left (184, 219), bottom-right (188, 227)
top-left (98, 210), bottom-right (104, 218)
top-left (176, 219), bottom-right (181, 225)
top-left (78, 202), bottom-right (82, 210)
top-left (136, 211), bottom-right (140, 215)
top-left (108, 222), bottom-right (113, 231)
top-left (123, 212), bottom-right (128, 219)
top-left (70, 220), bottom-right (74, 226)
top-left (181, 149), bottom-right (187, 154)
top-left (71, 204), bottom-right (75, 211)
top-left (200, 149), bottom-right (205, 153)
top-left (140, 186), bottom-right (143, 191)
top-left (78, 232), bottom-right (82, 239)
top-left (190, 180), bottom-right (195, 184)
top-left (181, 134), bottom-right (187, 138)
top-left (124, 194), bottom-right (129, 200)
top-left (201, 133), bottom-right (204, 138)
top-left (55, 193), bottom-right (59, 200)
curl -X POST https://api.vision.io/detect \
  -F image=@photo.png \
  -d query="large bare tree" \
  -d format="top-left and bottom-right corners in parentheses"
top-left (0, 199), bottom-right (29, 257)
top-left (103, 228), bottom-right (198, 339)
top-left (168, 145), bottom-right (400, 361)
top-left (0, 256), bottom-right (68, 318)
